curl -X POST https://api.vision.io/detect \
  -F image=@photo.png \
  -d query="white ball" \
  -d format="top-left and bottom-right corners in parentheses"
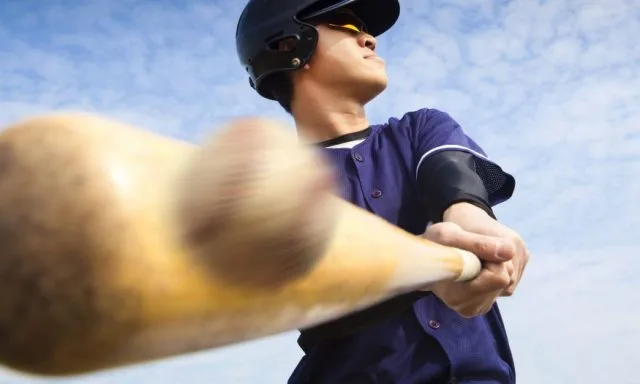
top-left (176, 117), bottom-right (339, 288)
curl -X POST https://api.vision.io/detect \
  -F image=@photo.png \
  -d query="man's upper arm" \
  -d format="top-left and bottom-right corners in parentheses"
top-left (406, 108), bottom-right (516, 222)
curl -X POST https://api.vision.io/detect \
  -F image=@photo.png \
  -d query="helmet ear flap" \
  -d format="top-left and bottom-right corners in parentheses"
top-left (266, 35), bottom-right (300, 52)
top-left (250, 21), bottom-right (319, 99)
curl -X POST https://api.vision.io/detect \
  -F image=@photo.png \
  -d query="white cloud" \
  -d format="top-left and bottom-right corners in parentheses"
top-left (0, 0), bottom-right (638, 382)
top-left (498, 246), bottom-right (640, 384)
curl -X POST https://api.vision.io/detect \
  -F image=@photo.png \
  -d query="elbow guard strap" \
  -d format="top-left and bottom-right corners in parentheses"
top-left (417, 150), bottom-right (495, 223)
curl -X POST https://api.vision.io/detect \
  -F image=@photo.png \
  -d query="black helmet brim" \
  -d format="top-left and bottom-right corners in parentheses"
top-left (299, 0), bottom-right (400, 37)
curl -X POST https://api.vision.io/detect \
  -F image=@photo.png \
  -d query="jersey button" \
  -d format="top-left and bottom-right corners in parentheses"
top-left (353, 153), bottom-right (364, 162)
top-left (428, 319), bottom-right (440, 329)
top-left (371, 189), bottom-right (382, 198)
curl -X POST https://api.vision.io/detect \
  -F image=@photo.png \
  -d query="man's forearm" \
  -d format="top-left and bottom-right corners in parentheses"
top-left (443, 202), bottom-right (497, 231)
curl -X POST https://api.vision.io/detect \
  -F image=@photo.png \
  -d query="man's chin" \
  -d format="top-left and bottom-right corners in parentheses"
top-left (361, 79), bottom-right (388, 103)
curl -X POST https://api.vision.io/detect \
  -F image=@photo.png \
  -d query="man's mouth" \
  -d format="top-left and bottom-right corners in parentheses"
top-left (365, 55), bottom-right (384, 63)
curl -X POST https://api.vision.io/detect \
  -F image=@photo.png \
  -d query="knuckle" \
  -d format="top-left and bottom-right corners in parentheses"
top-left (503, 230), bottom-right (521, 246)
top-left (426, 222), bottom-right (457, 244)
top-left (509, 231), bottom-right (528, 251)
top-left (483, 262), bottom-right (502, 275)
top-left (501, 229), bottom-right (531, 263)
top-left (506, 228), bottom-right (521, 240)
top-left (496, 273), bottom-right (511, 288)
top-left (472, 238), bottom-right (493, 256)
top-left (431, 225), bottom-right (449, 242)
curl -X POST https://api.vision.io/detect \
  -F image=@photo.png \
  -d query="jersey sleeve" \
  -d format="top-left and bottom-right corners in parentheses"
top-left (408, 108), bottom-right (516, 208)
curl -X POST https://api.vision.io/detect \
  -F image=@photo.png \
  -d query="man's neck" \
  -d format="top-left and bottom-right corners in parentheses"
top-left (292, 93), bottom-right (370, 144)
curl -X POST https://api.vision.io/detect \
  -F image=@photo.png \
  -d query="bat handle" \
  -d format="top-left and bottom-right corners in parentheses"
top-left (453, 249), bottom-right (483, 281)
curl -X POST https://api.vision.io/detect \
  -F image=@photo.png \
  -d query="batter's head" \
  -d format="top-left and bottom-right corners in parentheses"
top-left (235, 0), bottom-right (400, 101)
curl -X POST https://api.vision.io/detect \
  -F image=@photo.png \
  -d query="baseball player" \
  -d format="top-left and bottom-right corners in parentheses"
top-left (235, 0), bottom-right (529, 383)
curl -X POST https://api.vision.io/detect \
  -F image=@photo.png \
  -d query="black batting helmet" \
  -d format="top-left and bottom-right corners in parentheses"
top-left (235, 0), bottom-right (400, 100)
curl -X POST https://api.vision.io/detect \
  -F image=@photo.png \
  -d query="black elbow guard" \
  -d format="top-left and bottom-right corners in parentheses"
top-left (417, 150), bottom-right (495, 223)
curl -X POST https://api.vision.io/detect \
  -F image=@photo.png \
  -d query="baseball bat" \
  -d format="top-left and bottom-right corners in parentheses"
top-left (0, 113), bottom-right (481, 377)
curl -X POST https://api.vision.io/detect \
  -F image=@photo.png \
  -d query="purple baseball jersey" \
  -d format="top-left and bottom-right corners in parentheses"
top-left (287, 108), bottom-right (517, 384)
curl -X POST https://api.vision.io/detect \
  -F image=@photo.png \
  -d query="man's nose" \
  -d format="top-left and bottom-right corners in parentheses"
top-left (358, 33), bottom-right (376, 51)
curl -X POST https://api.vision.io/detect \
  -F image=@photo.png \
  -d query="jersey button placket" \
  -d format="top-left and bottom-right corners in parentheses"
top-left (351, 150), bottom-right (381, 213)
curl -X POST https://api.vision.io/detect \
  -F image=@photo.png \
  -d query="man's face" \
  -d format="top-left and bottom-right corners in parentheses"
top-left (299, 10), bottom-right (389, 103)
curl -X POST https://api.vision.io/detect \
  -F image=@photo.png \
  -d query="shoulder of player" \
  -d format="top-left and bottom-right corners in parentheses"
top-left (375, 108), bottom-right (490, 158)
top-left (375, 107), bottom-right (459, 139)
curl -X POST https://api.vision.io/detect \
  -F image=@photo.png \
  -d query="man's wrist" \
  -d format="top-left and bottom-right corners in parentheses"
top-left (442, 202), bottom-right (515, 243)
top-left (442, 201), bottom-right (493, 223)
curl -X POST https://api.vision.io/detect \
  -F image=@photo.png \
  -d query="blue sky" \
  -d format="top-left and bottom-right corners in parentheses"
top-left (1, 0), bottom-right (639, 383)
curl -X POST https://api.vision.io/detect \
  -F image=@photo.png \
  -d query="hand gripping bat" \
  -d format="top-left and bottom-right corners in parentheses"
top-left (0, 113), bottom-right (481, 377)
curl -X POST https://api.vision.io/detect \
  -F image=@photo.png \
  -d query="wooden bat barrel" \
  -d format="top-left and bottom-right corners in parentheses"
top-left (0, 113), bottom-right (480, 376)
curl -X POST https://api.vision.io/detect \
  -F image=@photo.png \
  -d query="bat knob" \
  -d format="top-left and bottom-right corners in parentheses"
top-left (176, 117), bottom-right (339, 289)
top-left (453, 249), bottom-right (483, 281)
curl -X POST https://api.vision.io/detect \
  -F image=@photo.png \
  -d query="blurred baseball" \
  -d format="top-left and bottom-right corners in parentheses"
top-left (175, 117), bottom-right (339, 288)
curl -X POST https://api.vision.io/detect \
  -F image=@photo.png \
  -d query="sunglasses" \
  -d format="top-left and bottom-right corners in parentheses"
top-left (309, 11), bottom-right (368, 35)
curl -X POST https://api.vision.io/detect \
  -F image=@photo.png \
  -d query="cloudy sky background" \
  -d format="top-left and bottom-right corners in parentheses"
top-left (1, 0), bottom-right (639, 383)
